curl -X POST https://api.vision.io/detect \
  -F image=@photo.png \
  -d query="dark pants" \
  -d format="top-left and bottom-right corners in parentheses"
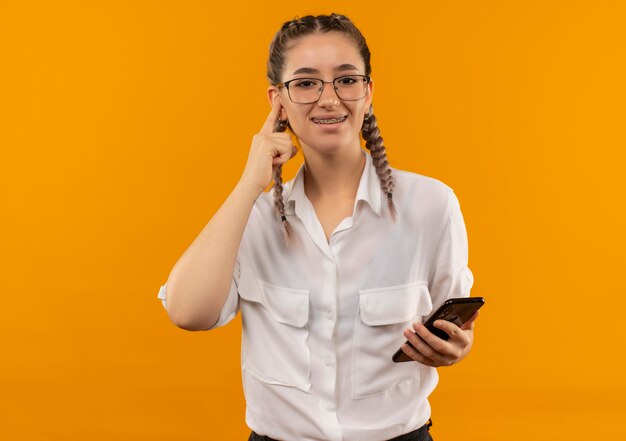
top-left (248, 418), bottom-right (434, 441)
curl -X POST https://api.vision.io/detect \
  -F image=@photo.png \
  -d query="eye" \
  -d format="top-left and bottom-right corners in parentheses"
top-left (337, 76), bottom-right (358, 85)
top-left (293, 79), bottom-right (319, 88)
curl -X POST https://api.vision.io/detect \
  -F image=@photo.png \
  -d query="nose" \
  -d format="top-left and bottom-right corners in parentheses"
top-left (317, 81), bottom-right (340, 107)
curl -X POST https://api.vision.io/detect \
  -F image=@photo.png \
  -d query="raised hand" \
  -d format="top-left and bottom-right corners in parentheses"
top-left (239, 94), bottom-right (298, 194)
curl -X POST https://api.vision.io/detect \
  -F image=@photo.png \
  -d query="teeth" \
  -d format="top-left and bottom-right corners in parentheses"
top-left (313, 117), bottom-right (346, 124)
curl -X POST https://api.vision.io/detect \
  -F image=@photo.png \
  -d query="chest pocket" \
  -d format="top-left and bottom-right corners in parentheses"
top-left (351, 280), bottom-right (433, 399)
top-left (237, 264), bottom-right (311, 392)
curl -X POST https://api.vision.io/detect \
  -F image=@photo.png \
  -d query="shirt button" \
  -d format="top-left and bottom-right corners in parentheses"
top-left (324, 358), bottom-right (332, 367)
top-left (326, 310), bottom-right (333, 320)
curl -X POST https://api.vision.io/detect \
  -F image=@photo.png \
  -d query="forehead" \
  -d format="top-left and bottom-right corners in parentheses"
top-left (284, 32), bottom-right (364, 76)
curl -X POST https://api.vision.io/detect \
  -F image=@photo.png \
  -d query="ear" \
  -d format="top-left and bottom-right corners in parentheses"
top-left (267, 86), bottom-right (288, 121)
top-left (365, 77), bottom-right (374, 116)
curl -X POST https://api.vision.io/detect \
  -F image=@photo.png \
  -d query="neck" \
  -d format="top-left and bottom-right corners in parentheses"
top-left (302, 146), bottom-right (366, 202)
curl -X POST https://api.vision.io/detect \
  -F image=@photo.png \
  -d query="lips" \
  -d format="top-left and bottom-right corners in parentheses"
top-left (311, 114), bottom-right (347, 120)
top-left (312, 115), bottom-right (348, 124)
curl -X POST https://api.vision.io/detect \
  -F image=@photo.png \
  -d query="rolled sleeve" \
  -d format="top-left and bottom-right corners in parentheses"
top-left (428, 189), bottom-right (475, 311)
top-left (157, 283), bottom-right (168, 309)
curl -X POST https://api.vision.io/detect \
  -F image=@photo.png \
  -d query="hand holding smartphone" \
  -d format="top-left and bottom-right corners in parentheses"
top-left (392, 296), bottom-right (485, 363)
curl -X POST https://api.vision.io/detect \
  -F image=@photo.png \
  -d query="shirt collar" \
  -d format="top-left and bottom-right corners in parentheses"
top-left (284, 149), bottom-right (383, 219)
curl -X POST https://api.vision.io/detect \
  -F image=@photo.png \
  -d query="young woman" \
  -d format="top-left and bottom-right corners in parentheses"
top-left (158, 13), bottom-right (479, 441)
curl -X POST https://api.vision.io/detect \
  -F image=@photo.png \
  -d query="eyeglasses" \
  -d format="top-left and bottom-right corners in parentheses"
top-left (276, 74), bottom-right (371, 104)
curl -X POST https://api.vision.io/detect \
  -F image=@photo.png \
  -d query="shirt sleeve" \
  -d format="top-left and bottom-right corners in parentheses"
top-left (428, 189), bottom-right (475, 311)
top-left (156, 256), bottom-right (242, 329)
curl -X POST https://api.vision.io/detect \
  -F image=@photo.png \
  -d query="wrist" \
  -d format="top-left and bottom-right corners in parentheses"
top-left (235, 179), bottom-right (264, 201)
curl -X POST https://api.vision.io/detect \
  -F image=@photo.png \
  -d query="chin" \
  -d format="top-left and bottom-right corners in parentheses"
top-left (298, 130), bottom-right (360, 150)
top-left (302, 137), bottom-right (351, 153)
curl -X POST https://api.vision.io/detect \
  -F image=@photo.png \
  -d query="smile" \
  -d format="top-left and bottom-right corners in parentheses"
top-left (312, 116), bottom-right (348, 125)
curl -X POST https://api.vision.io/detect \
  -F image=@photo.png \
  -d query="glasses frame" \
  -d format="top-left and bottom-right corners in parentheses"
top-left (276, 74), bottom-right (371, 104)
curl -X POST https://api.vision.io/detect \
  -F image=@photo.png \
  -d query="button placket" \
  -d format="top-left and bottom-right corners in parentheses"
top-left (315, 255), bottom-right (339, 414)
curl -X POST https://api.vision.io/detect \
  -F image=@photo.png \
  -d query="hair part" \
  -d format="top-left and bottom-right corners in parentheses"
top-left (267, 13), bottom-right (397, 241)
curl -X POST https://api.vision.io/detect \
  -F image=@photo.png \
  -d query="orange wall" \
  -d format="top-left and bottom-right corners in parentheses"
top-left (1, 1), bottom-right (624, 440)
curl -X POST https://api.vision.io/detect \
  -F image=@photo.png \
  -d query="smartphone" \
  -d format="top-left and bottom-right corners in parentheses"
top-left (392, 296), bottom-right (485, 363)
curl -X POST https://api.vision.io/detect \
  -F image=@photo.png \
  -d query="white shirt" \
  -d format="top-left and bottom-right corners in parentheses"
top-left (158, 149), bottom-right (474, 441)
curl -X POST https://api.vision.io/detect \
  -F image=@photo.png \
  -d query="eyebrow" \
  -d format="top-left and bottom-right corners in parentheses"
top-left (291, 64), bottom-right (361, 75)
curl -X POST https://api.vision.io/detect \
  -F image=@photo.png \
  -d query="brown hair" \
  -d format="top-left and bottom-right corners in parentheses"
top-left (267, 12), bottom-right (397, 239)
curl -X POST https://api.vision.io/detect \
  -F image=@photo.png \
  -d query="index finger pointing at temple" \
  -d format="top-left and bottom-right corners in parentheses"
top-left (260, 93), bottom-right (282, 134)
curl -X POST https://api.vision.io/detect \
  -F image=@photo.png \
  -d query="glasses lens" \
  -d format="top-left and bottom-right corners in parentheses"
top-left (335, 75), bottom-right (368, 101)
top-left (289, 78), bottom-right (323, 104)
top-left (287, 76), bottom-right (368, 103)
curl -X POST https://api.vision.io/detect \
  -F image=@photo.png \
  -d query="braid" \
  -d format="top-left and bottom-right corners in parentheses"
top-left (272, 118), bottom-right (294, 241)
top-left (361, 106), bottom-right (398, 222)
top-left (283, 15), bottom-right (313, 32)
